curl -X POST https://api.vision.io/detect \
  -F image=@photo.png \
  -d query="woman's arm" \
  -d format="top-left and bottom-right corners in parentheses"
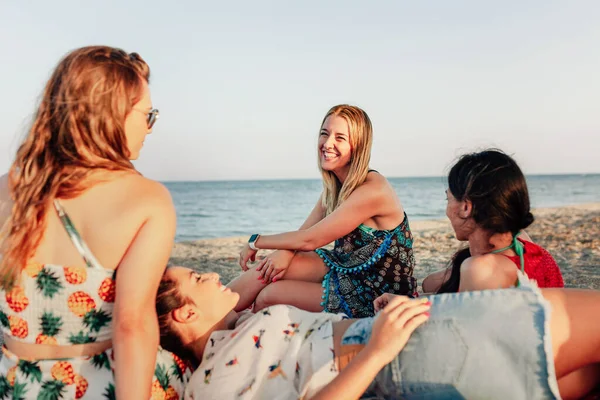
top-left (240, 181), bottom-right (388, 268)
top-left (298, 195), bottom-right (326, 230)
top-left (241, 179), bottom-right (388, 266)
top-left (252, 197), bottom-right (326, 274)
top-left (421, 268), bottom-right (450, 293)
top-left (310, 296), bottom-right (431, 400)
top-left (112, 181), bottom-right (176, 399)
top-left (271, 181), bottom-right (389, 251)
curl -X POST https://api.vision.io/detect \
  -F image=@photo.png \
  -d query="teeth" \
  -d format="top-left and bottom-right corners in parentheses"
top-left (322, 151), bottom-right (338, 160)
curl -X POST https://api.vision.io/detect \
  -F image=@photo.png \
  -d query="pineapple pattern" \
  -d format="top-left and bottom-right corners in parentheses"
top-left (5, 286), bottom-right (29, 313)
top-left (0, 200), bottom-right (190, 398)
top-left (8, 315), bottom-right (28, 339)
top-left (0, 339), bottom-right (190, 399)
top-left (36, 311), bottom-right (63, 345)
top-left (68, 291), bottom-right (96, 318)
top-left (98, 278), bottom-right (115, 303)
top-left (0, 264), bottom-right (114, 345)
top-left (64, 266), bottom-right (88, 285)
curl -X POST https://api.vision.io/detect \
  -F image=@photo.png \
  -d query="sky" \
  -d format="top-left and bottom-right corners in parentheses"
top-left (1, 0), bottom-right (599, 181)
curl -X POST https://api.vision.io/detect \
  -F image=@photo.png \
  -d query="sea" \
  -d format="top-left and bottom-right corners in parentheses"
top-left (165, 174), bottom-right (600, 242)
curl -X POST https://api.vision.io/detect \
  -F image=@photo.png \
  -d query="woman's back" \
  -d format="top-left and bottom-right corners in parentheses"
top-left (25, 173), bottom-right (160, 272)
top-left (0, 173), bottom-right (160, 345)
top-left (0, 45), bottom-right (189, 398)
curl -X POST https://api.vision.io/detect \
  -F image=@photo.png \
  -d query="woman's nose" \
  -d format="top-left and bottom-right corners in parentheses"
top-left (323, 135), bottom-right (335, 149)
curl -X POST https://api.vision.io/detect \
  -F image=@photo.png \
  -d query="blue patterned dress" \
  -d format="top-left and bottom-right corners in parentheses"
top-left (316, 214), bottom-right (417, 318)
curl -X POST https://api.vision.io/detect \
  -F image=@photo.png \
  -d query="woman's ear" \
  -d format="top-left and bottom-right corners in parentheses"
top-left (172, 304), bottom-right (199, 324)
top-left (460, 199), bottom-right (473, 219)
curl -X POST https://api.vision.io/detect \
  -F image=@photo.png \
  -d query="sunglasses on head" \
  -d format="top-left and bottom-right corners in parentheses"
top-left (134, 108), bottom-right (160, 129)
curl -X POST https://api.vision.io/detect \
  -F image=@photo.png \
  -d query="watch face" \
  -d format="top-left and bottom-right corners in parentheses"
top-left (249, 234), bottom-right (259, 243)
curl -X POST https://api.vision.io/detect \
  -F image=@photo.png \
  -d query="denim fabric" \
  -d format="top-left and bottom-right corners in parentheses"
top-left (342, 273), bottom-right (560, 400)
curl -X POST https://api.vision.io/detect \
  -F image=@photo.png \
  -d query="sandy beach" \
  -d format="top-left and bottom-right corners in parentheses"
top-left (169, 203), bottom-right (600, 291)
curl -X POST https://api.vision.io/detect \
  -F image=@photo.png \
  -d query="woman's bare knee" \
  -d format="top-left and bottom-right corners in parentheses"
top-left (254, 284), bottom-right (279, 312)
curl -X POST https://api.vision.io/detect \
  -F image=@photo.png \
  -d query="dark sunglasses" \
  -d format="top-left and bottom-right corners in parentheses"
top-left (134, 108), bottom-right (160, 129)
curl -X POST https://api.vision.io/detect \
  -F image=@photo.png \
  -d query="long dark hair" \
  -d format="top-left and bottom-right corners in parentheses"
top-left (156, 277), bottom-right (196, 363)
top-left (437, 149), bottom-right (534, 293)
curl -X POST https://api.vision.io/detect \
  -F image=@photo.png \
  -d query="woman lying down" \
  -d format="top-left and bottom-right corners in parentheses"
top-left (156, 266), bottom-right (600, 400)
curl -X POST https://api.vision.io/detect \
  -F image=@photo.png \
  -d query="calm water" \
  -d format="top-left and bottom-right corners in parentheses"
top-left (164, 174), bottom-right (600, 241)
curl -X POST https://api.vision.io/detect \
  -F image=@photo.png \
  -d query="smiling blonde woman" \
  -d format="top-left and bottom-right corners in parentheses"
top-left (232, 105), bottom-right (417, 318)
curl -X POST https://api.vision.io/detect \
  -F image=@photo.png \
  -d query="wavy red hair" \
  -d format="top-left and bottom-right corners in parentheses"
top-left (0, 46), bottom-right (150, 288)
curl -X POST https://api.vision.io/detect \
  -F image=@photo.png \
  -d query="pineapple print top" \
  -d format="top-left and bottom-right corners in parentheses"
top-left (185, 304), bottom-right (346, 400)
top-left (0, 200), bottom-right (116, 345)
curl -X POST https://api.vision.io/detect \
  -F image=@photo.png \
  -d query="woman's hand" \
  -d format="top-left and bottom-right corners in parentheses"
top-left (239, 245), bottom-right (258, 271)
top-left (365, 296), bottom-right (431, 365)
top-left (256, 250), bottom-right (295, 283)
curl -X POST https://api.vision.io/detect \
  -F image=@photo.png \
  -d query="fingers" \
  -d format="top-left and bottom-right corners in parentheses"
top-left (264, 264), bottom-right (275, 283)
top-left (373, 298), bottom-right (386, 313)
top-left (256, 257), bottom-right (268, 272)
top-left (239, 252), bottom-right (248, 271)
top-left (379, 295), bottom-right (411, 313)
top-left (373, 293), bottom-right (400, 313)
top-left (258, 259), bottom-right (275, 283)
top-left (272, 270), bottom-right (286, 282)
top-left (259, 259), bottom-right (269, 280)
top-left (393, 303), bottom-right (431, 330)
top-left (384, 298), bottom-right (431, 328)
top-left (402, 313), bottom-right (429, 336)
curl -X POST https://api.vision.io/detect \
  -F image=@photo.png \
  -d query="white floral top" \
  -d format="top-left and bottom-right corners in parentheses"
top-left (185, 305), bottom-right (346, 400)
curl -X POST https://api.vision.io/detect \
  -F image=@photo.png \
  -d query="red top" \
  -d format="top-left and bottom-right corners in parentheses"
top-left (505, 239), bottom-right (564, 288)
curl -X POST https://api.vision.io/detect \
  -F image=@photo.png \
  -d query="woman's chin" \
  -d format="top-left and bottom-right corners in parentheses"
top-left (320, 161), bottom-right (339, 172)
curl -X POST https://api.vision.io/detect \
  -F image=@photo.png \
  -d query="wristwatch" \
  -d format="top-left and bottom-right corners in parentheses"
top-left (248, 234), bottom-right (260, 251)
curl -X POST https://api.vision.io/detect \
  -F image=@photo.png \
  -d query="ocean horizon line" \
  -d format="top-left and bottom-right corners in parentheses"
top-left (161, 172), bottom-right (600, 184)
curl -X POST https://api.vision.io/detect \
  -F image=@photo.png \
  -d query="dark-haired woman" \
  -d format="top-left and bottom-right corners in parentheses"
top-left (422, 149), bottom-right (564, 294)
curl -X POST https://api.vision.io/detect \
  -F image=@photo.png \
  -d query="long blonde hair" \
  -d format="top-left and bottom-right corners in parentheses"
top-left (0, 46), bottom-right (150, 289)
top-left (319, 105), bottom-right (373, 215)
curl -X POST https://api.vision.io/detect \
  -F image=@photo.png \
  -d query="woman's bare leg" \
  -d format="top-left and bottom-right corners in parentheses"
top-left (228, 251), bottom-right (328, 311)
top-left (543, 288), bottom-right (600, 399)
top-left (254, 281), bottom-right (324, 312)
top-left (279, 251), bottom-right (329, 282)
top-left (557, 364), bottom-right (600, 400)
top-left (227, 267), bottom-right (268, 311)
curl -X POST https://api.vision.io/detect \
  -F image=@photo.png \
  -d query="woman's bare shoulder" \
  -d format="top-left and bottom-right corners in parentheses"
top-left (363, 170), bottom-right (391, 190)
top-left (461, 254), bottom-right (517, 289)
top-left (106, 173), bottom-right (173, 211)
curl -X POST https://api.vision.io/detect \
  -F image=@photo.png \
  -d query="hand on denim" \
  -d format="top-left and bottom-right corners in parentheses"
top-left (365, 296), bottom-right (431, 365)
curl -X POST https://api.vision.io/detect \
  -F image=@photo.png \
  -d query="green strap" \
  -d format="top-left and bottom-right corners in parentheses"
top-left (490, 232), bottom-right (525, 272)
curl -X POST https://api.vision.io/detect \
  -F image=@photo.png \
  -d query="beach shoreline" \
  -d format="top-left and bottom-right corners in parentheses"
top-left (169, 202), bottom-right (600, 290)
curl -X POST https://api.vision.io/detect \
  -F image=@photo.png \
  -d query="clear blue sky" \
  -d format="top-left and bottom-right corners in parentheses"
top-left (1, 0), bottom-right (599, 181)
